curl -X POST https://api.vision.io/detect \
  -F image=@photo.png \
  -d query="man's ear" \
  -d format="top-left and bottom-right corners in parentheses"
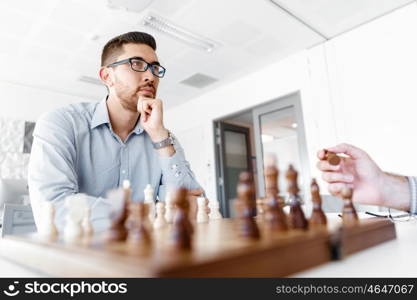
top-left (99, 67), bottom-right (114, 87)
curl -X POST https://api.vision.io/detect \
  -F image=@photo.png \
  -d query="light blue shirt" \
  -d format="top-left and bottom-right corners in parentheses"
top-left (28, 98), bottom-right (201, 231)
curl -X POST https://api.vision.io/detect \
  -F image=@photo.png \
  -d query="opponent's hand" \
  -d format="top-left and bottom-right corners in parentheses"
top-left (137, 96), bottom-right (168, 142)
top-left (316, 143), bottom-right (386, 206)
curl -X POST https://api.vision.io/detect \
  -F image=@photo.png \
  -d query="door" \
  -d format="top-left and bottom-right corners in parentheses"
top-left (214, 122), bottom-right (252, 217)
top-left (253, 92), bottom-right (310, 200)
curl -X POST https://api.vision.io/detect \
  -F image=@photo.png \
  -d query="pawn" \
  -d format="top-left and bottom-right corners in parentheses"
top-left (309, 179), bottom-right (327, 229)
top-left (196, 197), bottom-right (209, 223)
top-left (208, 198), bottom-right (223, 220)
top-left (64, 194), bottom-right (86, 242)
top-left (164, 190), bottom-right (175, 223)
top-left (286, 165), bottom-right (308, 230)
top-left (82, 207), bottom-right (94, 237)
top-left (256, 198), bottom-right (266, 220)
top-left (235, 174), bottom-right (260, 239)
top-left (264, 164), bottom-right (288, 232)
top-left (154, 202), bottom-right (167, 229)
top-left (38, 201), bottom-right (58, 239)
top-left (127, 202), bottom-right (152, 246)
top-left (341, 187), bottom-right (358, 227)
top-left (144, 184), bottom-right (155, 223)
top-left (171, 188), bottom-right (193, 250)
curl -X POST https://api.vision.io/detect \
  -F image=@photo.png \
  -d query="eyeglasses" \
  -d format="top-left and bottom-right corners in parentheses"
top-left (107, 57), bottom-right (166, 78)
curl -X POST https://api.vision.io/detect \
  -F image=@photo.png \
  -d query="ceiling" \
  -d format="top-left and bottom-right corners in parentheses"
top-left (0, 0), bottom-right (413, 108)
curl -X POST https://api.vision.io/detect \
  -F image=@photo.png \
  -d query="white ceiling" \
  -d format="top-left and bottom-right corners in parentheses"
top-left (0, 0), bottom-right (413, 108)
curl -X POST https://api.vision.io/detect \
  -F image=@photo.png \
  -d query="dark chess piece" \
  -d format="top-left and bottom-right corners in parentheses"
top-left (171, 188), bottom-right (193, 250)
top-left (324, 149), bottom-right (341, 166)
top-left (235, 174), bottom-right (260, 239)
top-left (341, 187), bottom-right (359, 227)
top-left (237, 171), bottom-right (257, 217)
top-left (264, 164), bottom-right (288, 232)
top-left (309, 178), bottom-right (327, 228)
top-left (105, 183), bottom-right (131, 242)
top-left (286, 165), bottom-right (308, 230)
top-left (127, 202), bottom-right (152, 246)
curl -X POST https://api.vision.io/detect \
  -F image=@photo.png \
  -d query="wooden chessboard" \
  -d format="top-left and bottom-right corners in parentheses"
top-left (0, 216), bottom-right (396, 277)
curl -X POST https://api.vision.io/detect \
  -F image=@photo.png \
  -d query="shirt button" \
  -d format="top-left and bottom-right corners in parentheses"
top-left (171, 164), bottom-right (178, 170)
top-left (122, 170), bottom-right (126, 174)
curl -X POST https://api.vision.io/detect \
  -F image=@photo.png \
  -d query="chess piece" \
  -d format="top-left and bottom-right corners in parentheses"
top-left (235, 173), bottom-right (260, 239)
top-left (144, 184), bottom-right (155, 223)
top-left (286, 165), bottom-right (308, 230)
top-left (324, 149), bottom-right (341, 166)
top-left (154, 202), bottom-right (167, 229)
top-left (171, 188), bottom-right (193, 250)
top-left (264, 164), bottom-right (288, 232)
top-left (341, 187), bottom-right (359, 226)
top-left (236, 172), bottom-right (257, 217)
top-left (127, 202), bottom-right (152, 246)
top-left (256, 198), bottom-right (265, 220)
top-left (105, 180), bottom-right (130, 242)
top-left (196, 197), bottom-right (209, 223)
top-left (64, 194), bottom-right (87, 242)
top-left (208, 198), bottom-right (222, 220)
top-left (309, 179), bottom-right (327, 228)
top-left (38, 201), bottom-right (58, 239)
top-left (82, 207), bottom-right (94, 237)
top-left (164, 190), bottom-right (175, 223)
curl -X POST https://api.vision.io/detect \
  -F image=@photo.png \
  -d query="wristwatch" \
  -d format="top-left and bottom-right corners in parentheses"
top-left (152, 130), bottom-right (175, 149)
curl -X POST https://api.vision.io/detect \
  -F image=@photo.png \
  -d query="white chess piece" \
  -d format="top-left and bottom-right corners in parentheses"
top-left (153, 202), bottom-right (167, 229)
top-left (144, 184), bottom-right (155, 223)
top-left (164, 190), bottom-right (174, 223)
top-left (82, 207), bottom-right (93, 237)
top-left (208, 198), bottom-right (223, 220)
top-left (39, 201), bottom-right (58, 239)
top-left (64, 194), bottom-right (87, 242)
top-left (196, 197), bottom-right (209, 223)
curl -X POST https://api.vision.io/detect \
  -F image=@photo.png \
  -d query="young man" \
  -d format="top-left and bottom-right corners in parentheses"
top-left (28, 32), bottom-right (203, 231)
top-left (316, 143), bottom-right (416, 215)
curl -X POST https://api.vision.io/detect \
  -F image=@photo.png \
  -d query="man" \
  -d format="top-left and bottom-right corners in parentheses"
top-left (28, 32), bottom-right (203, 231)
top-left (316, 143), bottom-right (417, 215)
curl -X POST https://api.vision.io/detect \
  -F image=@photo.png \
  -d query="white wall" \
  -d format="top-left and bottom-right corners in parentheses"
top-left (0, 81), bottom-right (86, 122)
top-left (165, 3), bottom-right (417, 201)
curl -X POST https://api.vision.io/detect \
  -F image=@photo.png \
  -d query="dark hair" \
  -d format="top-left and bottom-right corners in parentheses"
top-left (101, 31), bottom-right (157, 66)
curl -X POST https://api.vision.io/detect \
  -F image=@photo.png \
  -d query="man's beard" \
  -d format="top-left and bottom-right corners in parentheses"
top-left (114, 79), bottom-right (142, 112)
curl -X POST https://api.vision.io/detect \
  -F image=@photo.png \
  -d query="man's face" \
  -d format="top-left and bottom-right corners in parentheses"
top-left (107, 43), bottom-right (160, 112)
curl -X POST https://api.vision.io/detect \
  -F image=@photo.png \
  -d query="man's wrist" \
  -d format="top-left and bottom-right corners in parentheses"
top-left (149, 128), bottom-right (169, 143)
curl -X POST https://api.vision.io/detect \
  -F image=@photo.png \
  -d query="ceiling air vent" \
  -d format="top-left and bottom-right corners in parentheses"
top-left (78, 76), bottom-right (103, 86)
top-left (180, 73), bottom-right (218, 89)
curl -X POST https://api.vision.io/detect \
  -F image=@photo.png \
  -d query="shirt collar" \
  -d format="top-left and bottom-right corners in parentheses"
top-left (90, 97), bottom-right (110, 130)
top-left (90, 97), bottom-right (144, 135)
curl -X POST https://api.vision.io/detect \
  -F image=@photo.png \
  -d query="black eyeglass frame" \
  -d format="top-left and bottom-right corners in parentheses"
top-left (107, 57), bottom-right (166, 78)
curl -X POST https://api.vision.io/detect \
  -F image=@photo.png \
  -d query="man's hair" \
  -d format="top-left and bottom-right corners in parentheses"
top-left (101, 31), bottom-right (157, 66)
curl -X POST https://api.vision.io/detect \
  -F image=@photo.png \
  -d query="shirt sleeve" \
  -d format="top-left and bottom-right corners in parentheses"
top-left (407, 176), bottom-right (417, 215)
top-left (28, 110), bottom-right (110, 232)
top-left (157, 133), bottom-right (204, 201)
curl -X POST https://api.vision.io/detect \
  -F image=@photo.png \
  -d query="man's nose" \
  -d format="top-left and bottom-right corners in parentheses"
top-left (143, 67), bottom-right (156, 82)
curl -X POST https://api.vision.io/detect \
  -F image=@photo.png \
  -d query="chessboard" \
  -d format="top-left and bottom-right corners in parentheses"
top-left (0, 216), bottom-right (395, 277)
top-left (0, 158), bottom-right (397, 277)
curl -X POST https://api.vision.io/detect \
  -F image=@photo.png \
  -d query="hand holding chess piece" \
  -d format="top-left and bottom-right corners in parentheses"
top-left (309, 179), bottom-right (327, 229)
